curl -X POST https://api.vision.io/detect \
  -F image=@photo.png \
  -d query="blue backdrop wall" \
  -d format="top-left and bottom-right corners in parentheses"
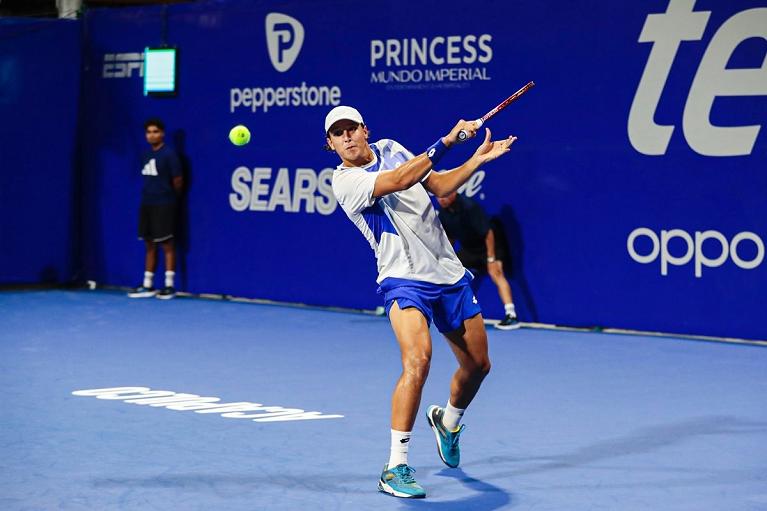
top-left (9, 0), bottom-right (766, 340)
top-left (0, 18), bottom-right (81, 284)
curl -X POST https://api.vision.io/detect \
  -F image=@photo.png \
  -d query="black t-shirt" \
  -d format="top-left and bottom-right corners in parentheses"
top-left (437, 194), bottom-right (490, 252)
top-left (140, 144), bottom-right (181, 204)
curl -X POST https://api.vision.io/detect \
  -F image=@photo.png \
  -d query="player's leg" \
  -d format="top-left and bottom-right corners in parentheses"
top-left (145, 240), bottom-right (158, 274)
top-left (129, 240), bottom-right (158, 298)
top-left (389, 300), bottom-right (432, 431)
top-left (443, 313), bottom-right (491, 410)
top-left (426, 272), bottom-right (489, 468)
top-left (129, 206), bottom-right (158, 297)
top-left (155, 203), bottom-right (178, 299)
top-left (488, 260), bottom-right (513, 306)
top-left (162, 239), bottom-right (176, 273)
top-left (156, 239), bottom-right (176, 299)
top-left (489, 242), bottom-right (519, 329)
top-left (425, 313), bottom-right (490, 468)
top-left (378, 300), bottom-right (430, 498)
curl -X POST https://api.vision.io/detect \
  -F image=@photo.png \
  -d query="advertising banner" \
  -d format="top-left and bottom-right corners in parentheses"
top-left (79, 0), bottom-right (767, 339)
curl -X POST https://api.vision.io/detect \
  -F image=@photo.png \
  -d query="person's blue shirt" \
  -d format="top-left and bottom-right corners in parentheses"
top-left (140, 144), bottom-right (181, 204)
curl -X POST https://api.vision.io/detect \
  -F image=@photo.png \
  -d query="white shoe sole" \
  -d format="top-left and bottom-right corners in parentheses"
top-left (377, 480), bottom-right (425, 498)
top-left (495, 322), bottom-right (521, 330)
top-left (128, 292), bottom-right (156, 298)
top-left (155, 294), bottom-right (176, 300)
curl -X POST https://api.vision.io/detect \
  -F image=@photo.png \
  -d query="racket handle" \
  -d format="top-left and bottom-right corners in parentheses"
top-left (457, 119), bottom-right (484, 143)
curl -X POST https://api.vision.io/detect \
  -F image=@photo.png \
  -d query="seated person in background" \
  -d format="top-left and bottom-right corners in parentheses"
top-left (437, 191), bottom-right (520, 330)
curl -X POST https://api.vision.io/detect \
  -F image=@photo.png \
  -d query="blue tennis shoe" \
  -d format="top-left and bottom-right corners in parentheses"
top-left (378, 464), bottom-right (426, 498)
top-left (426, 405), bottom-right (465, 468)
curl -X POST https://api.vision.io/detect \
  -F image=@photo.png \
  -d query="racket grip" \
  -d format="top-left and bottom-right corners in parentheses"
top-left (456, 119), bottom-right (484, 143)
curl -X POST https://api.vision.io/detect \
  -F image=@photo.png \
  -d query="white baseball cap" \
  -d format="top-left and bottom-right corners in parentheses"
top-left (324, 106), bottom-right (364, 133)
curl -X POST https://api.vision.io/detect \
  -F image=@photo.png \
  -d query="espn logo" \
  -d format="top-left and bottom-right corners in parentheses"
top-left (103, 53), bottom-right (144, 79)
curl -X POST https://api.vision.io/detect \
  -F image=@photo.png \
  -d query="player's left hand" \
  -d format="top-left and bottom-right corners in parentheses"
top-left (473, 128), bottom-right (517, 164)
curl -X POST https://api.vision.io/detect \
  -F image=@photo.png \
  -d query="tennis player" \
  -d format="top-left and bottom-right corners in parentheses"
top-left (325, 106), bottom-right (517, 498)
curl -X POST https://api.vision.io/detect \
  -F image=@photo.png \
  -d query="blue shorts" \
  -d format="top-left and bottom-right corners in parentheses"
top-left (378, 272), bottom-right (482, 333)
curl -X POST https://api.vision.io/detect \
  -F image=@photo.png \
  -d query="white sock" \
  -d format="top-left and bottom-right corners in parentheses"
top-left (504, 303), bottom-right (516, 318)
top-left (165, 271), bottom-right (175, 288)
top-left (143, 271), bottom-right (154, 289)
top-left (442, 401), bottom-right (465, 431)
top-left (388, 429), bottom-right (411, 467)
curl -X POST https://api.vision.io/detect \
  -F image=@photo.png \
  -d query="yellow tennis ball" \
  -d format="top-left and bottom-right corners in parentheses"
top-left (229, 125), bottom-right (251, 146)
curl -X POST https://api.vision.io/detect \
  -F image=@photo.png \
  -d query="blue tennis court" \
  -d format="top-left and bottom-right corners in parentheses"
top-left (1, 290), bottom-right (765, 510)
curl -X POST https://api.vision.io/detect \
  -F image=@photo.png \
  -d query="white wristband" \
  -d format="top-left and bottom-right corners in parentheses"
top-left (487, 256), bottom-right (496, 263)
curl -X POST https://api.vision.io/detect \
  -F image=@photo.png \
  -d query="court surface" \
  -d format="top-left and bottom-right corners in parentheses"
top-left (1, 290), bottom-right (765, 511)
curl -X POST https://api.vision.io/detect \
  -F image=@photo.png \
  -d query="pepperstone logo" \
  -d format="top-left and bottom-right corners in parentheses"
top-left (266, 13), bottom-right (304, 72)
top-left (229, 13), bottom-right (342, 114)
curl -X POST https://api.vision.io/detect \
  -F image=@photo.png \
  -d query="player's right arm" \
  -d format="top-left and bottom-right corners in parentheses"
top-left (371, 119), bottom-right (479, 198)
top-left (371, 154), bottom-right (433, 198)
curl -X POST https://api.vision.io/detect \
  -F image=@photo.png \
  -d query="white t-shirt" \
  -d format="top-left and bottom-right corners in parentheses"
top-left (332, 139), bottom-right (465, 285)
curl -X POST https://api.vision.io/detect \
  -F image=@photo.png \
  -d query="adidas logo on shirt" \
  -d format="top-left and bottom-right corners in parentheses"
top-left (142, 158), bottom-right (158, 176)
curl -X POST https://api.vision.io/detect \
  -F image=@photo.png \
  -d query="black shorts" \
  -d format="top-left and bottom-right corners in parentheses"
top-left (138, 202), bottom-right (177, 242)
top-left (456, 243), bottom-right (509, 272)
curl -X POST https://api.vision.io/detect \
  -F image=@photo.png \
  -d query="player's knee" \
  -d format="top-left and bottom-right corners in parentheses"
top-left (408, 352), bottom-right (431, 372)
top-left (466, 357), bottom-right (491, 380)
top-left (403, 352), bottom-right (431, 382)
top-left (479, 358), bottom-right (492, 376)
